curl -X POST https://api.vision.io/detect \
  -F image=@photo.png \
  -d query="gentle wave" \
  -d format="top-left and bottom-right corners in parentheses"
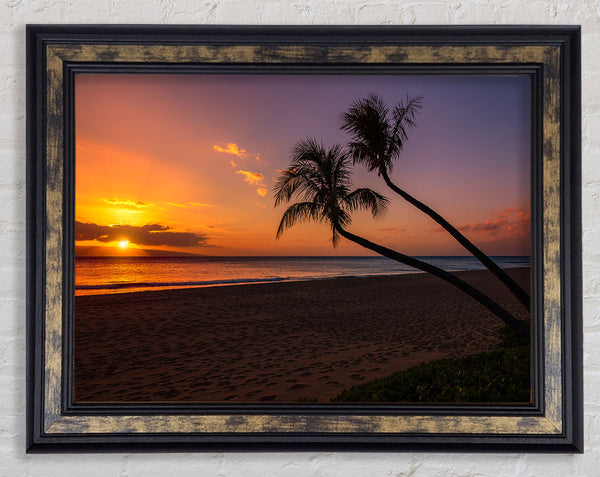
top-left (75, 270), bottom-right (428, 291)
top-left (74, 273), bottom-right (411, 291)
top-left (75, 277), bottom-right (287, 290)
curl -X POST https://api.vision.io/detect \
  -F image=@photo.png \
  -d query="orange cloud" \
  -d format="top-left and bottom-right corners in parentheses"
top-left (434, 206), bottom-right (530, 236)
top-left (75, 221), bottom-right (208, 247)
top-left (236, 170), bottom-right (265, 185)
top-left (213, 143), bottom-right (248, 158)
top-left (229, 160), bottom-right (237, 168)
top-left (234, 170), bottom-right (268, 200)
top-left (166, 201), bottom-right (214, 208)
top-left (378, 226), bottom-right (406, 233)
top-left (103, 198), bottom-right (151, 209)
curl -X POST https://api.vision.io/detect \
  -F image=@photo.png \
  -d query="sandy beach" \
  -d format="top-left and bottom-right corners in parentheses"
top-left (74, 267), bottom-right (530, 403)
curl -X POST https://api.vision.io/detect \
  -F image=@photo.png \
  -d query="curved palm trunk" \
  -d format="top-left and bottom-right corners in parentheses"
top-left (335, 224), bottom-right (529, 338)
top-left (380, 168), bottom-right (531, 312)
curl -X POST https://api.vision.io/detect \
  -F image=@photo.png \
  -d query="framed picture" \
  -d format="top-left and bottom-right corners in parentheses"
top-left (26, 25), bottom-right (582, 452)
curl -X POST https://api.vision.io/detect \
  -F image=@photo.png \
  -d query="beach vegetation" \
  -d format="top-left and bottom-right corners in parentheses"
top-left (331, 325), bottom-right (530, 403)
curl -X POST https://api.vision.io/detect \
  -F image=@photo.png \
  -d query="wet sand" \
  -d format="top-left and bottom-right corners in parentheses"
top-left (74, 268), bottom-right (530, 403)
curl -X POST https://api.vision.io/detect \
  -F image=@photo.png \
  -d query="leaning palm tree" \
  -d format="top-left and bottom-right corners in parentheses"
top-left (341, 94), bottom-right (531, 311)
top-left (275, 138), bottom-right (529, 338)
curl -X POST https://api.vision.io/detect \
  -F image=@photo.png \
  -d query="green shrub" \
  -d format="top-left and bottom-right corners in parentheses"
top-left (331, 327), bottom-right (530, 403)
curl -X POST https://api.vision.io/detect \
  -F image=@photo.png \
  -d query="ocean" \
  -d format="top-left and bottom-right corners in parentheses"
top-left (75, 256), bottom-right (531, 296)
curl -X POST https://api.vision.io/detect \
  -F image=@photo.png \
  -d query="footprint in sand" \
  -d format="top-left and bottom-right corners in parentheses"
top-left (160, 389), bottom-right (179, 398)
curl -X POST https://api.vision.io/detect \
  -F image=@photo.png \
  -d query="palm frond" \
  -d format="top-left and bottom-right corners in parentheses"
top-left (343, 188), bottom-right (389, 218)
top-left (274, 139), bottom-right (330, 207)
top-left (386, 95), bottom-right (423, 163)
top-left (393, 95), bottom-right (423, 134)
top-left (276, 201), bottom-right (322, 239)
top-left (291, 137), bottom-right (326, 162)
top-left (341, 93), bottom-right (423, 173)
top-left (273, 167), bottom-right (301, 206)
top-left (347, 141), bottom-right (380, 172)
top-left (340, 94), bottom-right (391, 170)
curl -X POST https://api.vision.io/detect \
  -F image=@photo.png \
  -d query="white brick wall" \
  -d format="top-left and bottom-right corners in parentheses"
top-left (1, 1), bottom-right (596, 475)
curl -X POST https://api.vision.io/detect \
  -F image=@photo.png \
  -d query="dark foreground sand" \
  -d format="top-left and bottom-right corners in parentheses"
top-left (74, 268), bottom-right (530, 403)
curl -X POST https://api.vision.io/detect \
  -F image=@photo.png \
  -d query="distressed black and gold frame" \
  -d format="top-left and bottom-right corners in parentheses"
top-left (26, 25), bottom-right (582, 452)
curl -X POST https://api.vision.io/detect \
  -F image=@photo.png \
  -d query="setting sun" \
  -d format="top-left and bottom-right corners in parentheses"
top-left (119, 240), bottom-right (129, 249)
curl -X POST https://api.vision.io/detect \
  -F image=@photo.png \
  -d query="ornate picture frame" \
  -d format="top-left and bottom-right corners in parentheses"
top-left (26, 25), bottom-right (582, 452)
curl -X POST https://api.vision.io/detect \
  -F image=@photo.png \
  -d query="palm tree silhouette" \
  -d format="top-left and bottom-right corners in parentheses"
top-left (341, 94), bottom-right (531, 311)
top-left (275, 138), bottom-right (529, 338)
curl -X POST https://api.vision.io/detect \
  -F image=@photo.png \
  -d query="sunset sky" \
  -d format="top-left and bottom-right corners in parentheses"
top-left (75, 74), bottom-right (531, 257)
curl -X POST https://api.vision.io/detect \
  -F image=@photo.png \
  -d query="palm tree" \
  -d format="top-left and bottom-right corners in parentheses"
top-left (340, 94), bottom-right (531, 311)
top-left (274, 138), bottom-right (529, 338)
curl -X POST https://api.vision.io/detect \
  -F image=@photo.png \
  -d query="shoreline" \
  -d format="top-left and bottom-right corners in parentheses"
top-left (75, 265), bottom-right (531, 297)
top-left (74, 268), bottom-right (530, 403)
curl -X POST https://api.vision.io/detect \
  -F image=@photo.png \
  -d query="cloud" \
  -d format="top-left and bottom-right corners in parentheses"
top-left (102, 198), bottom-right (151, 209)
top-left (214, 144), bottom-right (268, 200)
top-left (214, 143), bottom-right (264, 166)
top-left (75, 221), bottom-right (208, 247)
top-left (236, 170), bottom-right (265, 185)
top-left (166, 201), bottom-right (214, 208)
top-left (234, 170), bottom-right (268, 200)
top-left (213, 143), bottom-right (249, 158)
top-left (433, 206), bottom-right (530, 236)
top-left (378, 226), bottom-right (406, 233)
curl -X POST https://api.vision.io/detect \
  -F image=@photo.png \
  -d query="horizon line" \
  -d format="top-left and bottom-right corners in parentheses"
top-left (76, 254), bottom-right (532, 258)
